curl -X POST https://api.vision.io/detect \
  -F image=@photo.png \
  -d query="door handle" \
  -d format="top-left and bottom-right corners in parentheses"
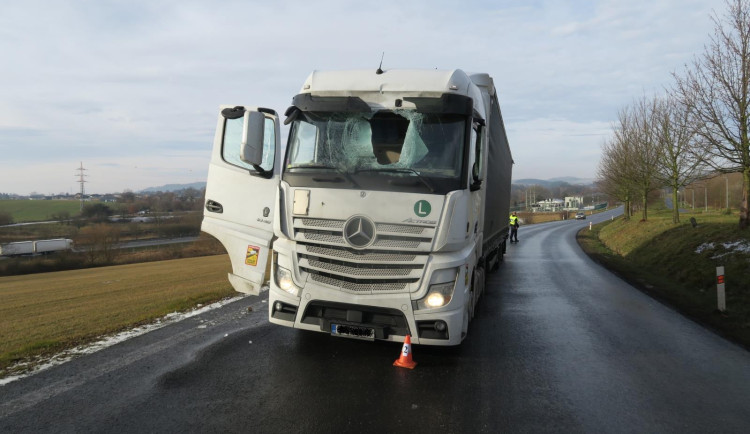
top-left (205, 199), bottom-right (223, 213)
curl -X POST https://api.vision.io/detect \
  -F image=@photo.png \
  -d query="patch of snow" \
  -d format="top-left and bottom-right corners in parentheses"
top-left (697, 240), bottom-right (750, 259)
top-left (695, 242), bottom-right (715, 254)
top-left (0, 295), bottom-right (245, 387)
top-left (721, 241), bottom-right (750, 253)
top-left (715, 240), bottom-right (750, 258)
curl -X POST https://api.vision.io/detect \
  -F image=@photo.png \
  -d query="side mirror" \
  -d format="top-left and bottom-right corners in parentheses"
top-left (284, 106), bottom-right (301, 125)
top-left (240, 111), bottom-right (266, 166)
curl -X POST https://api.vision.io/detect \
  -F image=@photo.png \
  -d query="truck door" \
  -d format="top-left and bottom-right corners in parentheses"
top-left (202, 106), bottom-right (280, 295)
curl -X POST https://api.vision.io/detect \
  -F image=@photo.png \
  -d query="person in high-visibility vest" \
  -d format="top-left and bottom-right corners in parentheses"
top-left (509, 212), bottom-right (519, 243)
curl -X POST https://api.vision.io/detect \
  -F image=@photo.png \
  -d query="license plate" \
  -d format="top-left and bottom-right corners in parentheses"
top-left (331, 323), bottom-right (375, 341)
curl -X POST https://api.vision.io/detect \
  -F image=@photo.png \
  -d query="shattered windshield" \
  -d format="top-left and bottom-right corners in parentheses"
top-left (286, 110), bottom-right (465, 179)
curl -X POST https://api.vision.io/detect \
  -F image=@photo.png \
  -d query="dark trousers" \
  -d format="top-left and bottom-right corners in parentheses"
top-left (510, 226), bottom-right (518, 242)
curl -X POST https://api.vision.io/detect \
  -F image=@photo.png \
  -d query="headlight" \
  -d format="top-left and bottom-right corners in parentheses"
top-left (417, 281), bottom-right (455, 310)
top-left (275, 264), bottom-right (299, 297)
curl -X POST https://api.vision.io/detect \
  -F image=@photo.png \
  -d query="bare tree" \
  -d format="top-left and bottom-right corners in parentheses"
top-left (0, 211), bottom-right (13, 226)
top-left (631, 96), bottom-right (663, 221)
top-left (597, 136), bottom-right (636, 219)
top-left (76, 224), bottom-right (121, 265)
top-left (653, 96), bottom-right (707, 223)
top-left (673, 0), bottom-right (750, 229)
top-left (607, 98), bottom-right (662, 221)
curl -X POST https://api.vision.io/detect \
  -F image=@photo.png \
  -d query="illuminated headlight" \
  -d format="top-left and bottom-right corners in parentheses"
top-left (275, 265), bottom-right (299, 297)
top-left (426, 292), bottom-right (445, 307)
top-left (417, 281), bottom-right (455, 310)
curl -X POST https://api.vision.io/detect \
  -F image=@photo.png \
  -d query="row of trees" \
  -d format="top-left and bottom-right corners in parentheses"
top-left (116, 188), bottom-right (204, 215)
top-left (598, 0), bottom-right (750, 228)
top-left (41, 189), bottom-right (206, 226)
top-left (598, 96), bottom-right (705, 223)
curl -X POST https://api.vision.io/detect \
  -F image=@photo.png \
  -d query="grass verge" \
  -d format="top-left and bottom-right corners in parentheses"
top-left (577, 210), bottom-right (750, 349)
top-left (0, 200), bottom-right (82, 223)
top-left (0, 254), bottom-right (235, 376)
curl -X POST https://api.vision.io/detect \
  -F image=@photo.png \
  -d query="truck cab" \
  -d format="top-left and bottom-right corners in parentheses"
top-left (202, 69), bottom-right (512, 345)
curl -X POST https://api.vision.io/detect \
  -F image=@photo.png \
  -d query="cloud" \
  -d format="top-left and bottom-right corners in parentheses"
top-left (0, 0), bottom-right (729, 193)
top-left (1, 153), bottom-right (209, 195)
top-left (508, 117), bottom-right (610, 179)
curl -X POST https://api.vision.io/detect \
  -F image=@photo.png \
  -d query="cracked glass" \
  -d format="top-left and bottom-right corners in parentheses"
top-left (286, 110), bottom-right (465, 178)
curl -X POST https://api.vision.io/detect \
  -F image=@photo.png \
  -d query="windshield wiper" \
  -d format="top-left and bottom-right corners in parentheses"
top-left (287, 164), bottom-right (360, 188)
top-left (354, 167), bottom-right (435, 193)
top-left (287, 163), bottom-right (340, 170)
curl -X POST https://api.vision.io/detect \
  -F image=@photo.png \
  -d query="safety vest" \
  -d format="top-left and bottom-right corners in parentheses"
top-left (509, 215), bottom-right (518, 226)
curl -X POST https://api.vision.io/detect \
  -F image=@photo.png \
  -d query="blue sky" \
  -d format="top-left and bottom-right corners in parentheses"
top-left (0, 0), bottom-right (727, 194)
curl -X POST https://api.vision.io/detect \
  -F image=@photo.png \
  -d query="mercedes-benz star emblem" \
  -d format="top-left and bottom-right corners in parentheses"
top-left (343, 216), bottom-right (376, 249)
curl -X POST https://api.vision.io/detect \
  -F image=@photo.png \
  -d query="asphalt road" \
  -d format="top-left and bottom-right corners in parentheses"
top-left (2, 208), bottom-right (750, 433)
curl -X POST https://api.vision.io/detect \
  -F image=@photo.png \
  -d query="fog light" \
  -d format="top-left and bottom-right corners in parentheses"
top-left (274, 301), bottom-right (283, 312)
top-left (434, 320), bottom-right (447, 332)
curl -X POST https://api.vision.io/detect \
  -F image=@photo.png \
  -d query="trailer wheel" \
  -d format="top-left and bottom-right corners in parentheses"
top-left (487, 245), bottom-right (502, 273)
top-left (493, 246), bottom-right (502, 271)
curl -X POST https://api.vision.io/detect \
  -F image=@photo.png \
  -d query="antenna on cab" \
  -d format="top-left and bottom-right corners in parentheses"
top-left (376, 52), bottom-right (384, 75)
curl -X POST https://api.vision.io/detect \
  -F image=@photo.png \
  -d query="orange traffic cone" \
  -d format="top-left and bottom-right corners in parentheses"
top-left (393, 334), bottom-right (417, 369)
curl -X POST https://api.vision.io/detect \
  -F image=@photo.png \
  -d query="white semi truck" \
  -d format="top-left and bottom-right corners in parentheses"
top-left (34, 238), bottom-right (74, 254)
top-left (0, 238), bottom-right (74, 256)
top-left (202, 69), bottom-right (512, 345)
top-left (0, 241), bottom-right (34, 256)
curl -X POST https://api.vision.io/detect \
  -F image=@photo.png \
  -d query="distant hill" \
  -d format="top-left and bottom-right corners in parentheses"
top-left (139, 182), bottom-right (206, 193)
top-left (139, 178), bottom-right (594, 192)
top-left (513, 177), bottom-right (595, 187)
top-left (549, 176), bottom-right (595, 184)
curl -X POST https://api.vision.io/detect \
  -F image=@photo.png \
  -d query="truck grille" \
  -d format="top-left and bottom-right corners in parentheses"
top-left (293, 217), bottom-right (434, 294)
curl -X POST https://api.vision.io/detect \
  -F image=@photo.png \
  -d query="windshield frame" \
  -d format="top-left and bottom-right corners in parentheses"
top-left (281, 95), bottom-right (473, 195)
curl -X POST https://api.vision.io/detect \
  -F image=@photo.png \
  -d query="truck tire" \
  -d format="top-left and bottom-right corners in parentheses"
top-left (487, 245), bottom-right (502, 273)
